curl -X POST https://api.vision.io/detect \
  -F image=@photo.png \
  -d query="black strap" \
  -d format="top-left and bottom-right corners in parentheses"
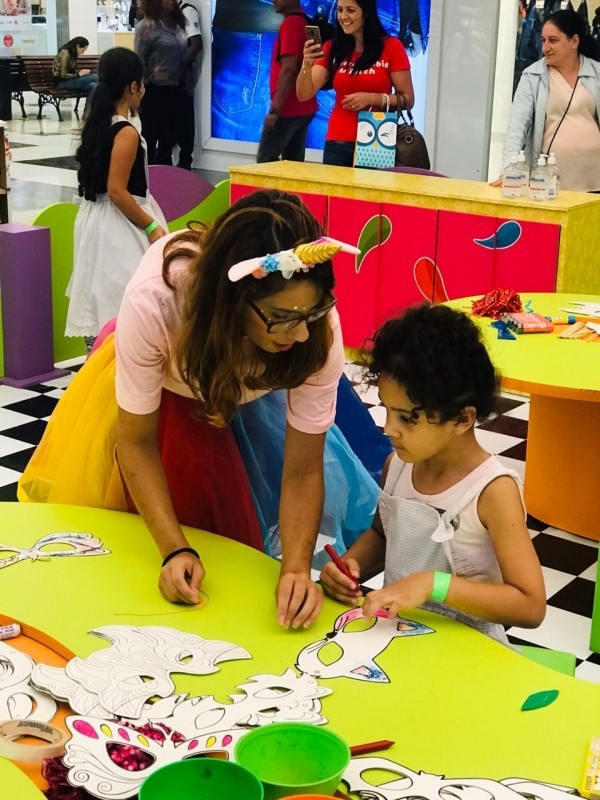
top-left (161, 547), bottom-right (200, 568)
top-left (545, 76), bottom-right (578, 155)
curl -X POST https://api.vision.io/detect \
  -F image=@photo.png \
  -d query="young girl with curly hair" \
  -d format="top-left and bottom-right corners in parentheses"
top-left (320, 303), bottom-right (546, 644)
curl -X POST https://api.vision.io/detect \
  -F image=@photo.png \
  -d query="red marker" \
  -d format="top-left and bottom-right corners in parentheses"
top-left (324, 544), bottom-right (360, 591)
top-left (350, 739), bottom-right (395, 756)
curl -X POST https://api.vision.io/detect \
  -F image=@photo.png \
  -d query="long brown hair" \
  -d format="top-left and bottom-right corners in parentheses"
top-left (162, 190), bottom-right (336, 425)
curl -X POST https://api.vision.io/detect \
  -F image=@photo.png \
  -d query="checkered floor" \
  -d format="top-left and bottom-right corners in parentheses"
top-left (1, 358), bottom-right (598, 682)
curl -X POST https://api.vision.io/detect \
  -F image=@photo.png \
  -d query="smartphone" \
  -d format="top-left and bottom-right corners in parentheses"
top-left (305, 25), bottom-right (323, 47)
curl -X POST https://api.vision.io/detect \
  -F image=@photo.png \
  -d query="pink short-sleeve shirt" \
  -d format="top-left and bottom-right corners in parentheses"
top-left (115, 234), bottom-right (344, 435)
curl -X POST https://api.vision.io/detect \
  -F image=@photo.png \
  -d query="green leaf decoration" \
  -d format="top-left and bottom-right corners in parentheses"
top-left (521, 689), bottom-right (559, 711)
top-left (356, 214), bottom-right (392, 274)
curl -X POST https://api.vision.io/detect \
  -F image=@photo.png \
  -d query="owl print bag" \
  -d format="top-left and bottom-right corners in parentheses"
top-left (354, 103), bottom-right (398, 170)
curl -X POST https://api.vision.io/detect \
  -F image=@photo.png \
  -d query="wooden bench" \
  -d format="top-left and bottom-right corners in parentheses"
top-left (19, 55), bottom-right (99, 122)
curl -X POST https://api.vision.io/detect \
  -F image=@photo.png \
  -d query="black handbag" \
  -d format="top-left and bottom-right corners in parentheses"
top-left (395, 110), bottom-right (431, 170)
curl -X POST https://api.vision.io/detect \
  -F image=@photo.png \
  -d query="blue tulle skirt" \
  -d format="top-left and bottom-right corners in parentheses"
top-left (231, 375), bottom-right (391, 567)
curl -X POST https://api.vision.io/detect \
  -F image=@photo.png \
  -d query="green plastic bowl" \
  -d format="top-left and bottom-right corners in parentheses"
top-left (139, 757), bottom-right (264, 799)
top-left (234, 723), bottom-right (350, 800)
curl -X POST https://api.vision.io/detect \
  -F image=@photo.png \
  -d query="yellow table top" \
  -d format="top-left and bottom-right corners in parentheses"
top-left (1, 502), bottom-right (599, 795)
top-left (230, 161), bottom-right (600, 212)
top-left (447, 293), bottom-right (600, 400)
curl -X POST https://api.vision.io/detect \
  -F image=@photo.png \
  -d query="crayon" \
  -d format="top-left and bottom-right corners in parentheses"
top-left (0, 623), bottom-right (21, 640)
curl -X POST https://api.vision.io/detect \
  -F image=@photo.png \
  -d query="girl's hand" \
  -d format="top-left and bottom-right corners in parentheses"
top-left (342, 92), bottom-right (372, 112)
top-left (302, 39), bottom-right (323, 65)
top-left (159, 551), bottom-right (205, 604)
top-left (361, 571), bottom-right (434, 619)
top-left (148, 224), bottom-right (167, 244)
top-left (320, 558), bottom-right (362, 604)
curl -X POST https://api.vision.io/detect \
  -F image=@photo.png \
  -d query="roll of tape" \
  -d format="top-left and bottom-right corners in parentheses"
top-left (0, 719), bottom-right (69, 762)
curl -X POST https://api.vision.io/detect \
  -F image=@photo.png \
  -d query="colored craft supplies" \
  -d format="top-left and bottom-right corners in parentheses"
top-left (0, 623), bottom-right (20, 640)
top-left (582, 737), bottom-right (600, 800)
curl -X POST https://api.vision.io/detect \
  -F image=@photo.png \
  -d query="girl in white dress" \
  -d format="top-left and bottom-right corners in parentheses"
top-left (66, 46), bottom-right (168, 350)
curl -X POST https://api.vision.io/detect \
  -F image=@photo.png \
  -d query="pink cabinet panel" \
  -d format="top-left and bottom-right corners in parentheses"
top-left (492, 217), bottom-right (559, 291)
top-left (436, 211), bottom-right (560, 300)
top-left (435, 211), bottom-right (496, 300)
top-left (328, 197), bottom-right (381, 347)
top-left (379, 204), bottom-right (438, 316)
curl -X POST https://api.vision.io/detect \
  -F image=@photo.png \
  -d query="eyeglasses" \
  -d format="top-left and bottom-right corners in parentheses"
top-left (249, 298), bottom-right (337, 334)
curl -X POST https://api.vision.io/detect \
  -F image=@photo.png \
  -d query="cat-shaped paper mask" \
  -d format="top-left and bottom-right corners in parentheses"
top-left (296, 608), bottom-right (434, 682)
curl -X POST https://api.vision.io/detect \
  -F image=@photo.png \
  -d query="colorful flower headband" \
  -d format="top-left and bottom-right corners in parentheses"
top-left (227, 236), bottom-right (360, 282)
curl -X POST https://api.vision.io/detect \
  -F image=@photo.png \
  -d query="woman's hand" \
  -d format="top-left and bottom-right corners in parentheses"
top-left (276, 571), bottom-right (323, 629)
top-left (341, 92), bottom-right (374, 112)
top-left (489, 176), bottom-right (503, 187)
top-left (320, 558), bottom-right (362, 605)
top-left (159, 552), bottom-right (205, 604)
top-left (148, 225), bottom-right (167, 244)
top-left (78, 68), bottom-right (91, 76)
top-left (302, 39), bottom-right (323, 66)
top-left (361, 572), bottom-right (434, 620)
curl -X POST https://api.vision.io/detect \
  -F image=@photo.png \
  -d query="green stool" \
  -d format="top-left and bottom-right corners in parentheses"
top-left (520, 645), bottom-right (576, 676)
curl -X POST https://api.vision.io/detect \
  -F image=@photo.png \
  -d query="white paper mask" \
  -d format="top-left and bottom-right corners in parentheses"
top-left (0, 532), bottom-right (110, 569)
top-left (343, 758), bottom-right (579, 800)
top-left (32, 625), bottom-right (250, 719)
top-left (139, 669), bottom-right (332, 737)
top-left (0, 640), bottom-right (57, 722)
top-left (296, 608), bottom-right (434, 682)
top-left (64, 716), bottom-right (248, 799)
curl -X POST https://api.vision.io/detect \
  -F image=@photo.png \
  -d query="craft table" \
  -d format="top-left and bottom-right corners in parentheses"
top-left (447, 293), bottom-right (600, 540)
top-left (0, 502), bottom-right (599, 798)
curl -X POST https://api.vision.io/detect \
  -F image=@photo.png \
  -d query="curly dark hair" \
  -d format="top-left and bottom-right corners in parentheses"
top-left (367, 303), bottom-right (500, 423)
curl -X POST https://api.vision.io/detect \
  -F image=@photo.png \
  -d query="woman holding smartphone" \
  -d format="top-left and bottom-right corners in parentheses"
top-left (296, 0), bottom-right (414, 167)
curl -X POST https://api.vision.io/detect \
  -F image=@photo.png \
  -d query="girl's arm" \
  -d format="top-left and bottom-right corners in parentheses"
top-left (296, 39), bottom-right (329, 100)
top-left (107, 126), bottom-right (166, 243)
top-left (363, 476), bottom-right (546, 627)
top-left (116, 406), bottom-right (205, 604)
top-left (276, 424), bottom-right (326, 629)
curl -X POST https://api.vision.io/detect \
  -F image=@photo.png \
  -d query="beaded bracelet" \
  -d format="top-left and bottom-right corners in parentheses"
top-left (145, 220), bottom-right (159, 235)
top-left (161, 547), bottom-right (200, 568)
top-left (430, 571), bottom-right (452, 602)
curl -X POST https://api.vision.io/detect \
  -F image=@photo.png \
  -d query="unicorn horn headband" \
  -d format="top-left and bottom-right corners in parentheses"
top-left (227, 236), bottom-right (360, 282)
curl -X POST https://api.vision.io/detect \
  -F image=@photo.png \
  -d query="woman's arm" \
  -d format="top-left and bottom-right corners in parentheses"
top-left (276, 424), bottom-right (326, 629)
top-left (107, 126), bottom-right (166, 244)
top-left (500, 73), bottom-right (536, 169)
top-left (363, 476), bottom-right (546, 627)
top-left (116, 406), bottom-right (205, 603)
top-left (390, 68), bottom-right (415, 111)
top-left (296, 39), bottom-right (329, 101)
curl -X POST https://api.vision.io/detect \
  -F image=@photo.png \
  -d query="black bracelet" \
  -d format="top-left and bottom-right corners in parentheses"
top-left (161, 547), bottom-right (200, 568)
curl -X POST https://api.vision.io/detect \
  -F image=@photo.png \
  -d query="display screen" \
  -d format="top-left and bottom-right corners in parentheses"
top-left (210, 0), bottom-right (431, 150)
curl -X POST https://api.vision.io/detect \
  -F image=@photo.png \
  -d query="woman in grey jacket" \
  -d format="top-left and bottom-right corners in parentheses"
top-left (494, 10), bottom-right (600, 192)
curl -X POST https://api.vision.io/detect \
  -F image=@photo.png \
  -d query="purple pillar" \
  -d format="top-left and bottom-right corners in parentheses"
top-left (0, 222), bottom-right (70, 388)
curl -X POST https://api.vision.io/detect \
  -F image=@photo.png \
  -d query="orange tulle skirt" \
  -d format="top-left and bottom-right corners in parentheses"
top-left (17, 334), bottom-right (264, 552)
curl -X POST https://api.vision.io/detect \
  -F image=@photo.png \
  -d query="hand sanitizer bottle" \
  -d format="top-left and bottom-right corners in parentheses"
top-left (517, 149), bottom-right (529, 192)
top-left (547, 152), bottom-right (560, 200)
top-left (502, 153), bottom-right (523, 198)
top-left (529, 154), bottom-right (548, 201)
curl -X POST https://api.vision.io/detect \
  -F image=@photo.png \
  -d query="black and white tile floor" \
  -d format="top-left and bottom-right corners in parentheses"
top-left (0, 359), bottom-right (598, 682)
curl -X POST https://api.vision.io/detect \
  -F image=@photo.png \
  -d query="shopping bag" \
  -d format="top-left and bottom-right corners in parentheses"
top-left (354, 109), bottom-right (398, 169)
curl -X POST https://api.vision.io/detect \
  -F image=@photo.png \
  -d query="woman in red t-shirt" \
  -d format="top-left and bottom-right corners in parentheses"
top-left (296, 0), bottom-right (414, 167)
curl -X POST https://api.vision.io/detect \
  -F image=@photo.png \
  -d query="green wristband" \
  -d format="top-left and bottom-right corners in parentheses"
top-left (144, 220), bottom-right (159, 235)
top-left (431, 571), bottom-right (452, 602)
